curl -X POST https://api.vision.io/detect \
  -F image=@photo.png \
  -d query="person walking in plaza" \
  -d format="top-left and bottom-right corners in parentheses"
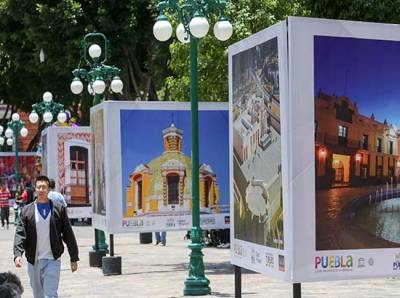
top-left (13, 175), bottom-right (79, 298)
top-left (0, 184), bottom-right (11, 229)
top-left (154, 231), bottom-right (167, 246)
top-left (48, 179), bottom-right (67, 207)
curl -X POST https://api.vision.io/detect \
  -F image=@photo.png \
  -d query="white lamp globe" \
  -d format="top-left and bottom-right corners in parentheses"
top-left (43, 91), bottom-right (53, 103)
top-left (71, 79), bottom-right (84, 95)
top-left (6, 138), bottom-right (13, 146)
top-left (87, 84), bottom-right (95, 96)
top-left (29, 111), bottom-right (39, 124)
top-left (88, 44), bottom-right (102, 59)
top-left (11, 113), bottom-right (20, 122)
top-left (20, 127), bottom-right (28, 138)
top-left (111, 77), bottom-right (123, 93)
top-left (0, 125), bottom-right (3, 135)
top-left (189, 15), bottom-right (209, 38)
top-left (57, 112), bottom-right (67, 123)
top-left (43, 111), bottom-right (53, 123)
top-left (214, 19), bottom-right (233, 41)
top-left (5, 128), bottom-right (13, 138)
top-left (93, 78), bottom-right (106, 94)
top-left (176, 23), bottom-right (190, 43)
top-left (153, 17), bottom-right (173, 42)
top-left (0, 137), bottom-right (4, 146)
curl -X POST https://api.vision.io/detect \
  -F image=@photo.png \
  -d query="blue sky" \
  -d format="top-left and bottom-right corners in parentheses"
top-left (314, 36), bottom-right (400, 125)
top-left (120, 109), bottom-right (229, 211)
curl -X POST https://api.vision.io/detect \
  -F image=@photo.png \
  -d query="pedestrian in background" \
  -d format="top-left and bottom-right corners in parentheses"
top-left (0, 184), bottom-right (11, 229)
top-left (154, 231), bottom-right (167, 246)
top-left (13, 175), bottom-right (79, 298)
top-left (48, 179), bottom-right (67, 207)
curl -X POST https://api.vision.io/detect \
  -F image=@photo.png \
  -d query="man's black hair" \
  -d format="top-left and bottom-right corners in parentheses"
top-left (35, 175), bottom-right (50, 187)
top-left (0, 272), bottom-right (23, 297)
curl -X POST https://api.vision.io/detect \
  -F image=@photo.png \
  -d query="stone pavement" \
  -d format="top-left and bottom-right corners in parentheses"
top-left (1, 224), bottom-right (400, 297)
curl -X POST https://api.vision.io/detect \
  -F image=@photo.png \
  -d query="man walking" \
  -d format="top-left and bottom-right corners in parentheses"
top-left (13, 175), bottom-right (79, 298)
top-left (0, 184), bottom-right (11, 229)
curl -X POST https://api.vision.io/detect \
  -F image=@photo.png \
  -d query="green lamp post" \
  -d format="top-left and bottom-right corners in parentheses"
top-left (70, 32), bottom-right (123, 259)
top-left (29, 92), bottom-right (67, 126)
top-left (153, 1), bottom-right (233, 295)
top-left (0, 126), bottom-right (5, 150)
top-left (5, 113), bottom-right (29, 192)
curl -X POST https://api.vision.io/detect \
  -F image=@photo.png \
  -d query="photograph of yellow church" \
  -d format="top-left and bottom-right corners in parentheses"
top-left (121, 109), bottom-right (229, 219)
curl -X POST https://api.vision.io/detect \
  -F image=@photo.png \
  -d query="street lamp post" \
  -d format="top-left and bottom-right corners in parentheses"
top-left (6, 113), bottom-right (28, 191)
top-left (70, 32), bottom-right (124, 263)
top-left (153, 1), bottom-right (233, 295)
top-left (0, 126), bottom-right (5, 151)
top-left (29, 92), bottom-right (67, 126)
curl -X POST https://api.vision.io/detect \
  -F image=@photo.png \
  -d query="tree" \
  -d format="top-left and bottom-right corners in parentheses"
top-left (302, 0), bottom-right (400, 23)
top-left (0, 0), bottom-right (170, 127)
top-left (160, 0), bottom-right (308, 102)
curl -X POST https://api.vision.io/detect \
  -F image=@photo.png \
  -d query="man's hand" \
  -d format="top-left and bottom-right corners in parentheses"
top-left (14, 256), bottom-right (22, 268)
top-left (71, 261), bottom-right (78, 272)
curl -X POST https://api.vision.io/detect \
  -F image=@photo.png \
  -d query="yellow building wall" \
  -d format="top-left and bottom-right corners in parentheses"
top-left (370, 153), bottom-right (376, 177)
top-left (214, 185), bottom-right (220, 213)
top-left (142, 174), bottom-right (152, 212)
top-left (124, 180), bottom-right (136, 217)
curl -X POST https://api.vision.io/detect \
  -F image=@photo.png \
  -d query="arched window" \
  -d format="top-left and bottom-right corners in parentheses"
top-left (203, 177), bottom-right (212, 208)
top-left (136, 177), bottom-right (143, 210)
top-left (167, 174), bottom-right (179, 205)
top-left (69, 146), bottom-right (88, 204)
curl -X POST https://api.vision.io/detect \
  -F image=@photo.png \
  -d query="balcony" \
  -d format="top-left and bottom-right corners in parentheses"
top-left (316, 132), bottom-right (361, 149)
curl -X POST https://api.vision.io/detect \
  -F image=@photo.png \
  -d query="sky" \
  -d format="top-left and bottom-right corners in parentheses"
top-left (120, 109), bottom-right (229, 211)
top-left (314, 36), bottom-right (400, 125)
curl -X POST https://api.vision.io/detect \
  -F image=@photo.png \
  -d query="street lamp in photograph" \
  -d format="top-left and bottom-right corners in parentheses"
top-left (29, 92), bottom-right (67, 126)
top-left (6, 113), bottom-right (28, 191)
top-left (153, 0), bottom-right (233, 295)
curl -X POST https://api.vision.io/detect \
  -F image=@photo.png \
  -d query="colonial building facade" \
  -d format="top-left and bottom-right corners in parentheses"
top-left (315, 91), bottom-right (399, 188)
top-left (124, 123), bottom-right (221, 217)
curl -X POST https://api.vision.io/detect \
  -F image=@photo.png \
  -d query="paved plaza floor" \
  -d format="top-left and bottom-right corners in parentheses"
top-left (1, 224), bottom-right (400, 297)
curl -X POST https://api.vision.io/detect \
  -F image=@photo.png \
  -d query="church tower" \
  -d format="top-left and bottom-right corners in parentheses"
top-left (162, 123), bottom-right (183, 152)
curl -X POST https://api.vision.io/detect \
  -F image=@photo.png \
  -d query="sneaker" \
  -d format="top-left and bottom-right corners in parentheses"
top-left (154, 241), bottom-right (160, 246)
top-left (162, 243), bottom-right (166, 246)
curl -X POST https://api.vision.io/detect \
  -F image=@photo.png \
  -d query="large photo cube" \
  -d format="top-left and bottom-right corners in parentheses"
top-left (90, 101), bottom-right (229, 233)
top-left (230, 17), bottom-right (400, 282)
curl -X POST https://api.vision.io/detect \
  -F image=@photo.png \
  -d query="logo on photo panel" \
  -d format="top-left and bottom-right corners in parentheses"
top-left (265, 253), bottom-right (274, 269)
top-left (251, 248), bottom-right (262, 265)
top-left (357, 257), bottom-right (374, 269)
top-left (393, 253), bottom-right (400, 271)
top-left (233, 243), bottom-right (247, 258)
top-left (315, 255), bottom-right (353, 273)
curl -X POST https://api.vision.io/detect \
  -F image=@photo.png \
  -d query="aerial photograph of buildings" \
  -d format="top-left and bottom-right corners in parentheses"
top-left (232, 37), bottom-right (283, 249)
top-left (314, 36), bottom-right (400, 250)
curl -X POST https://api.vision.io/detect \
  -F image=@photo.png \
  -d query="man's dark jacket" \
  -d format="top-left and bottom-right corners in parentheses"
top-left (13, 200), bottom-right (79, 265)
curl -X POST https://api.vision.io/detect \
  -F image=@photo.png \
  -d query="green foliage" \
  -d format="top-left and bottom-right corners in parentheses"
top-left (162, 0), bottom-right (308, 102)
top-left (0, 0), bottom-right (169, 125)
top-left (302, 0), bottom-right (400, 23)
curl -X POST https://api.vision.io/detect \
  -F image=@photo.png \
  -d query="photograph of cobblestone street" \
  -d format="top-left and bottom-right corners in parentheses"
top-left (314, 36), bottom-right (400, 250)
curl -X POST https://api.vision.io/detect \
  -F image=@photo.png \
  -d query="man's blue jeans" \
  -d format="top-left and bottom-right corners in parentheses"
top-left (28, 259), bottom-right (61, 298)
